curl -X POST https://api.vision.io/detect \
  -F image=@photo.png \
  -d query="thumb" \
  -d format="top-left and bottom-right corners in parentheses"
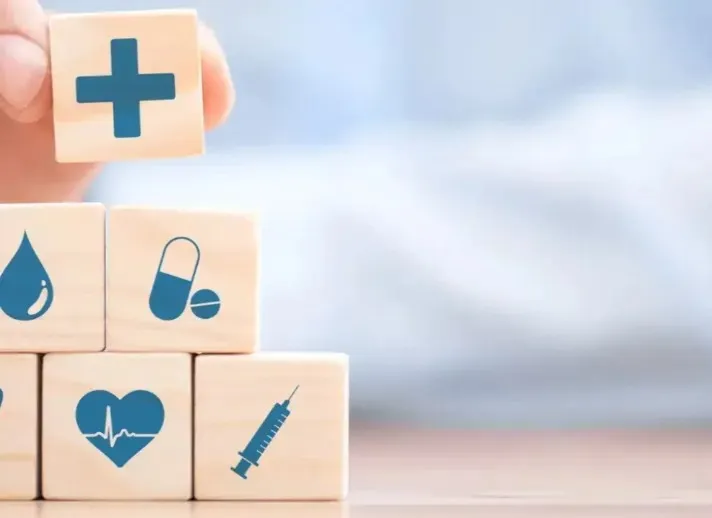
top-left (0, 0), bottom-right (50, 123)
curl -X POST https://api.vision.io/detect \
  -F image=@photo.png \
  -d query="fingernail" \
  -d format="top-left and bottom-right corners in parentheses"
top-left (0, 34), bottom-right (47, 111)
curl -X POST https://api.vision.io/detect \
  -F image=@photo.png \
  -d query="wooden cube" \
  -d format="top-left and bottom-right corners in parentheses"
top-left (191, 502), bottom-right (347, 518)
top-left (0, 355), bottom-right (39, 500)
top-left (38, 502), bottom-right (191, 518)
top-left (49, 10), bottom-right (204, 163)
top-left (0, 204), bottom-right (105, 352)
top-left (0, 503), bottom-right (38, 518)
top-left (194, 353), bottom-right (349, 500)
top-left (42, 353), bottom-right (192, 500)
top-left (106, 207), bottom-right (259, 353)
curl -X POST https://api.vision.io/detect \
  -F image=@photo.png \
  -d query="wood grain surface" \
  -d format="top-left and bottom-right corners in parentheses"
top-left (106, 206), bottom-right (258, 353)
top-left (0, 203), bottom-right (105, 352)
top-left (1, 425), bottom-right (711, 515)
top-left (50, 10), bottom-right (204, 162)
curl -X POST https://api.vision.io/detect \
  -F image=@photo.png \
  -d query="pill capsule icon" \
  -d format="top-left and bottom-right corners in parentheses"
top-left (149, 237), bottom-right (200, 321)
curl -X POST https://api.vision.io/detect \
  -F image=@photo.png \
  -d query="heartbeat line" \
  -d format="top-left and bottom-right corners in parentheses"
top-left (82, 405), bottom-right (158, 448)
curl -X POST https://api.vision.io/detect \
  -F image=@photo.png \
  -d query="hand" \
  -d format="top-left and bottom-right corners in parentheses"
top-left (0, 0), bottom-right (235, 203)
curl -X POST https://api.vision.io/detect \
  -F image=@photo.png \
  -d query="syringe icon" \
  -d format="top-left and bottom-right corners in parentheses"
top-left (230, 385), bottom-right (299, 480)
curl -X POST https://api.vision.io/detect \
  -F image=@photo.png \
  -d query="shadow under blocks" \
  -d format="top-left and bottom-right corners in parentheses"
top-left (0, 8), bottom-right (348, 503)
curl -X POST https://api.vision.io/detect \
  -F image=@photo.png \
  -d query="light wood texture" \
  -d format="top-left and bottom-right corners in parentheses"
top-left (190, 502), bottom-right (348, 518)
top-left (4, 427), bottom-right (712, 512)
top-left (0, 203), bottom-right (105, 352)
top-left (7, 503), bottom-right (712, 518)
top-left (49, 10), bottom-right (204, 163)
top-left (42, 353), bottom-right (192, 500)
top-left (37, 502), bottom-right (192, 518)
top-left (349, 426), bottom-right (712, 506)
top-left (194, 353), bottom-right (349, 500)
top-left (35, 502), bottom-right (346, 518)
top-left (2, 501), bottom-right (712, 518)
top-left (0, 502), bottom-right (39, 518)
top-left (106, 207), bottom-right (259, 353)
top-left (0, 355), bottom-right (38, 500)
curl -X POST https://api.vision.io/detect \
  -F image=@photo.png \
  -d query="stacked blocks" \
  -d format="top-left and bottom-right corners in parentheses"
top-left (0, 9), bottom-right (348, 502)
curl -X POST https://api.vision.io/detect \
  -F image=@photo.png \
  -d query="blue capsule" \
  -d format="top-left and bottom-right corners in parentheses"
top-left (148, 237), bottom-right (200, 321)
top-left (148, 236), bottom-right (221, 321)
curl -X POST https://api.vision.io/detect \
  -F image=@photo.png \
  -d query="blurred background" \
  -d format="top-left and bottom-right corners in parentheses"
top-left (43, 0), bottom-right (712, 428)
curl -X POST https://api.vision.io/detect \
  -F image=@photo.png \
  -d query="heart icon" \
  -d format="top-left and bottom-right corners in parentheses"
top-left (75, 389), bottom-right (164, 468)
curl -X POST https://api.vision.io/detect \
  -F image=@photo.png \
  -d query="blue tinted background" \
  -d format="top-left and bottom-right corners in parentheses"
top-left (44, 0), bottom-right (712, 427)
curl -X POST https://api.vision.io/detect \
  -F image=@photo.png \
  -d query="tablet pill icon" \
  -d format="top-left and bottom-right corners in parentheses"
top-left (148, 236), bottom-right (220, 322)
top-left (190, 289), bottom-right (221, 319)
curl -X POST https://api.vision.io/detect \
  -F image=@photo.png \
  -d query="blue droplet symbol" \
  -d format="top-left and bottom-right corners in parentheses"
top-left (0, 232), bottom-right (54, 321)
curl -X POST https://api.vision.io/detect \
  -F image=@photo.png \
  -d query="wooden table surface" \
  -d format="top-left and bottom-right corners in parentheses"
top-left (3, 425), bottom-right (712, 516)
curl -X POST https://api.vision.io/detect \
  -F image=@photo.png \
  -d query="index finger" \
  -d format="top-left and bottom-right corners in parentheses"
top-left (0, 0), bottom-right (49, 122)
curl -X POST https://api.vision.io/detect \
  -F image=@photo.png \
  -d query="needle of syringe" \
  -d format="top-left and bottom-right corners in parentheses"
top-left (286, 385), bottom-right (300, 403)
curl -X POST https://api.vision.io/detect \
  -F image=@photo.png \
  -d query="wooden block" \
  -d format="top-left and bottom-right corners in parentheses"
top-left (42, 353), bottom-right (192, 500)
top-left (192, 502), bottom-right (348, 518)
top-left (0, 503), bottom-right (38, 518)
top-left (0, 355), bottom-right (39, 500)
top-left (39, 502), bottom-right (191, 518)
top-left (49, 10), bottom-right (204, 163)
top-left (194, 353), bottom-right (349, 500)
top-left (0, 204), bottom-right (105, 352)
top-left (106, 207), bottom-right (259, 353)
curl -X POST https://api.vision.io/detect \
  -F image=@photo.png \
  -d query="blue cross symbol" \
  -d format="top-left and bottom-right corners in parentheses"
top-left (76, 38), bottom-right (176, 139)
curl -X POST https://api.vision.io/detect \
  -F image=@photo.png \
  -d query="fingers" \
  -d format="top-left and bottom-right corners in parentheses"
top-left (0, 0), bottom-right (46, 42)
top-left (199, 22), bottom-right (235, 131)
top-left (0, 0), bottom-right (50, 123)
top-left (0, 2), bottom-right (235, 129)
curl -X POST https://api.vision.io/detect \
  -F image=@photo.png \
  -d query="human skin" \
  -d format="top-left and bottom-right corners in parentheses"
top-left (0, 0), bottom-right (235, 202)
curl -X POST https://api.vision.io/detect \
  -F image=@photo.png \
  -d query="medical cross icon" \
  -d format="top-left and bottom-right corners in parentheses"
top-left (75, 38), bottom-right (176, 139)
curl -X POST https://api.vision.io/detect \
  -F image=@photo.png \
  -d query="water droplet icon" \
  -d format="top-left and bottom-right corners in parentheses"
top-left (0, 232), bottom-right (54, 321)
